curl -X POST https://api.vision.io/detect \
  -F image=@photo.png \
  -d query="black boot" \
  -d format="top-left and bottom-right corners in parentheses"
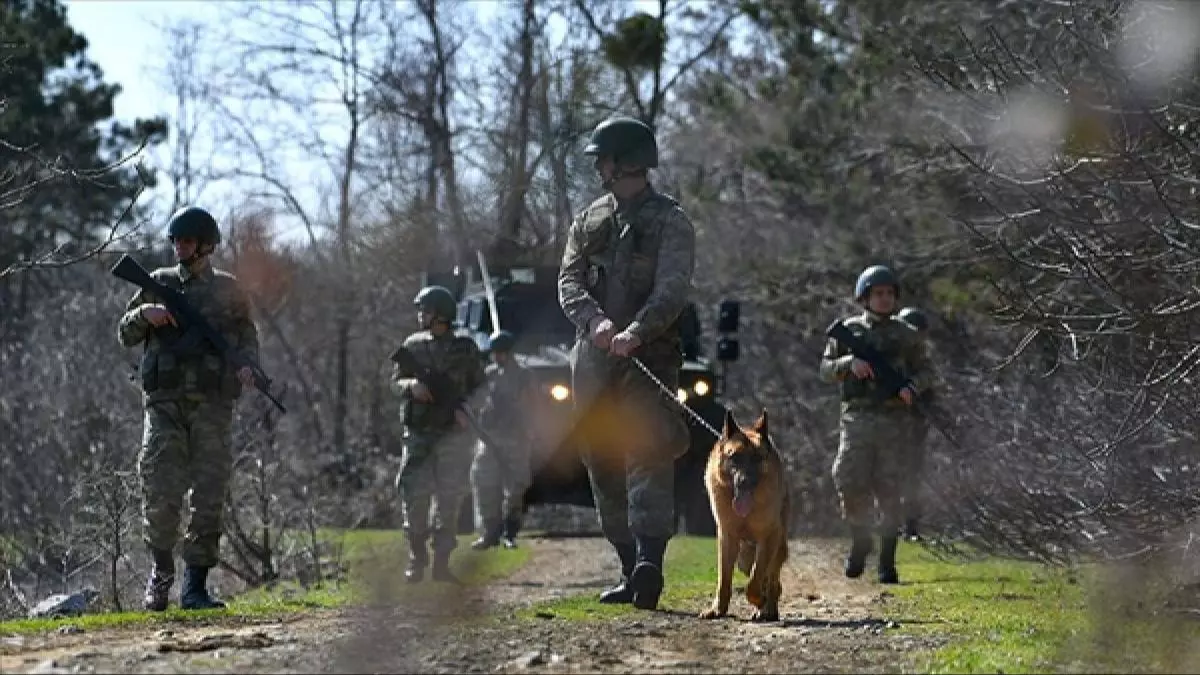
top-left (180, 566), bottom-right (226, 610)
top-left (406, 536), bottom-right (428, 584)
top-left (471, 521), bottom-right (503, 551)
top-left (501, 516), bottom-right (521, 549)
top-left (844, 526), bottom-right (873, 579)
top-left (878, 535), bottom-right (900, 584)
top-left (142, 549), bottom-right (174, 612)
top-left (431, 550), bottom-right (461, 584)
top-left (903, 518), bottom-right (922, 542)
top-left (598, 542), bottom-right (637, 604)
top-left (630, 536), bottom-right (668, 611)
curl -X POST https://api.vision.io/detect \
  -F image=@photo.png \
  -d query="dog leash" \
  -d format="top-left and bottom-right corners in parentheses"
top-left (631, 356), bottom-right (723, 440)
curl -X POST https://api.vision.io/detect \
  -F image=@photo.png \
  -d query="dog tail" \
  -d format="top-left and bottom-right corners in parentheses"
top-left (737, 541), bottom-right (755, 576)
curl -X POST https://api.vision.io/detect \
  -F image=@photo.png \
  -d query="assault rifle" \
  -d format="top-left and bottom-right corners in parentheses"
top-left (825, 320), bottom-right (914, 402)
top-left (110, 254), bottom-right (287, 414)
top-left (389, 344), bottom-right (500, 449)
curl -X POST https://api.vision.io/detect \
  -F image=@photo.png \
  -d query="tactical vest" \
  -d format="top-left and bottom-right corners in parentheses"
top-left (138, 268), bottom-right (241, 403)
top-left (403, 333), bottom-right (479, 432)
top-left (479, 363), bottom-right (528, 432)
top-left (837, 318), bottom-right (911, 407)
top-left (579, 191), bottom-right (683, 348)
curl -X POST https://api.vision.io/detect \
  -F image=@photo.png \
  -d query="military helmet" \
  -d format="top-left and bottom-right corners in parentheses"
top-left (897, 306), bottom-right (928, 331)
top-left (854, 265), bottom-right (899, 300)
top-left (166, 206), bottom-right (221, 245)
top-left (488, 330), bottom-right (516, 353)
top-left (413, 285), bottom-right (457, 322)
top-left (583, 116), bottom-right (658, 168)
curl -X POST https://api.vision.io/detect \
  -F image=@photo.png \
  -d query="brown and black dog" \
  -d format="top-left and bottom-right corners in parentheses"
top-left (698, 408), bottom-right (790, 622)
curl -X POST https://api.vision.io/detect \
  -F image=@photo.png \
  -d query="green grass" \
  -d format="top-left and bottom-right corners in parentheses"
top-left (0, 529), bottom-right (530, 637)
top-left (515, 535), bottom-right (1198, 674)
top-left (887, 544), bottom-right (1199, 674)
top-left (515, 535), bottom-right (714, 622)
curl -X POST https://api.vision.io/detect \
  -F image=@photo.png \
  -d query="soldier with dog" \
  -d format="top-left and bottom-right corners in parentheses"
top-left (558, 116), bottom-right (696, 611)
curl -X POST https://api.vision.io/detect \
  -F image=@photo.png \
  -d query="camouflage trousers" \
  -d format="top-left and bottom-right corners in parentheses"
top-left (470, 435), bottom-right (532, 529)
top-left (395, 428), bottom-right (473, 556)
top-left (572, 342), bottom-right (690, 543)
top-left (832, 407), bottom-right (909, 532)
top-left (901, 414), bottom-right (930, 522)
top-left (138, 398), bottom-right (235, 568)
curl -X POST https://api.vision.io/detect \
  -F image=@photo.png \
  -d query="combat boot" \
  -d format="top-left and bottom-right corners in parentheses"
top-left (598, 542), bottom-right (637, 604)
top-left (878, 534), bottom-right (900, 585)
top-left (142, 549), bottom-right (175, 612)
top-left (471, 521), bottom-right (503, 551)
top-left (406, 537), bottom-right (429, 584)
top-left (903, 518), bottom-right (922, 542)
top-left (630, 536), bottom-right (668, 611)
top-left (844, 526), bottom-right (873, 579)
top-left (431, 550), bottom-right (461, 584)
top-left (180, 566), bottom-right (226, 610)
top-left (501, 516), bottom-right (521, 549)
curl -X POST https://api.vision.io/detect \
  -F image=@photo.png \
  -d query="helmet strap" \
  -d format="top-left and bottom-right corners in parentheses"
top-left (605, 163), bottom-right (648, 195)
top-left (180, 243), bottom-right (214, 269)
top-left (421, 312), bottom-right (451, 332)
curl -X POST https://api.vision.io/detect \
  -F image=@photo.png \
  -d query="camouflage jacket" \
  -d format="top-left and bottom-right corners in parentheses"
top-left (390, 329), bottom-right (486, 432)
top-left (479, 361), bottom-right (535, 435)
top-left (557, 185), bottom-right (696, 352)
top-left (819, 311), bottom-right (933, 412)
top-left (895, 317), bottom-right (939, 408)
top-left (117, 262), bottom-right (259, 405)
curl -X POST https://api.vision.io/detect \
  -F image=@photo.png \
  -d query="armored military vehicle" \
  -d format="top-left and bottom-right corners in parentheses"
top-left (425, 258), bottom-right (741, 537)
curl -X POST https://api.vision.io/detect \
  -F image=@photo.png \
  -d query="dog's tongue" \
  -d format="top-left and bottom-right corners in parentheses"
top-left (732, 493), bottom-right (754, 517)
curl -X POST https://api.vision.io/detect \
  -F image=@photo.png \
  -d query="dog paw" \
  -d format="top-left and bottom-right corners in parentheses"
top-left (698, 606), bottom-right (726, 620)
top-left (750, 608), bottom-right (779, 623)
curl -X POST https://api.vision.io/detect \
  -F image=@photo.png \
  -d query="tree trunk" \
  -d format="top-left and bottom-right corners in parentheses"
top-left (497, 0), bottom-right (538, 253)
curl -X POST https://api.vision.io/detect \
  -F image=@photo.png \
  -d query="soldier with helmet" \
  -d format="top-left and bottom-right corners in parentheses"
top-left (390, 285), bottom-right (486, 583)
top-left (819, 265), bottom-right (932, 585)
top-left (469, 329), bottom-right (536, 550)
top-left (895, 306), bottom-right (933, 541)
top-left (558, 116), bottom-right (696, 611)
top-left (116, 206), bottom-right (260, 611)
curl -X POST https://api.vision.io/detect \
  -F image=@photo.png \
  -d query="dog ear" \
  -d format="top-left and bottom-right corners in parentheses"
top-left (752, 408), bottom-right (769, 437)
top-left (722, 409), bottom-right (739, 438)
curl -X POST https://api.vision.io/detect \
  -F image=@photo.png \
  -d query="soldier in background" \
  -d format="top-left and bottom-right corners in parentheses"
top-left (819, 265), bottom-right (932, 585)
top-left (896, 306), bottom-right (933, 542)
top-left (470, 330), bottom-right (536, 550)
top-left (391, 285), bottom-right (486, 583)
top-left (558, 116), bottom-right (695, 611)
top-left (117, 206), bottom-right (259, 611)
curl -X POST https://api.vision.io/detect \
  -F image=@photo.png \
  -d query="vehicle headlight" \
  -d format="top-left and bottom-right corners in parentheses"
top-left (550, 384), bottom-right (570, 401)
top-left (693, 379), bottom-right (711, 396)
top-left (676, 388), bottom-right (688, 403)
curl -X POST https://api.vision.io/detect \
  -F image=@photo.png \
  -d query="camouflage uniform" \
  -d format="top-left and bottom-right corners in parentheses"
top-left (902, 398), bottom-right (931, 531)
top-left (896, 307), bottom-right (934, 539)
top-left (558, 184), bottom-right (695, 607)
top-left (819, 307), bottom-right (931, 581)
top-left (470, 359), bottom-right (535, 547)
top-left (390, 329), bottom-right (486, 580)
top-left (117, 260), bottom-right (258, 607)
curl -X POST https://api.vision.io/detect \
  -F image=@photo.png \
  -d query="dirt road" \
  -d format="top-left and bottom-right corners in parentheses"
top-left (0, 536), bottom-right (943, 674)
